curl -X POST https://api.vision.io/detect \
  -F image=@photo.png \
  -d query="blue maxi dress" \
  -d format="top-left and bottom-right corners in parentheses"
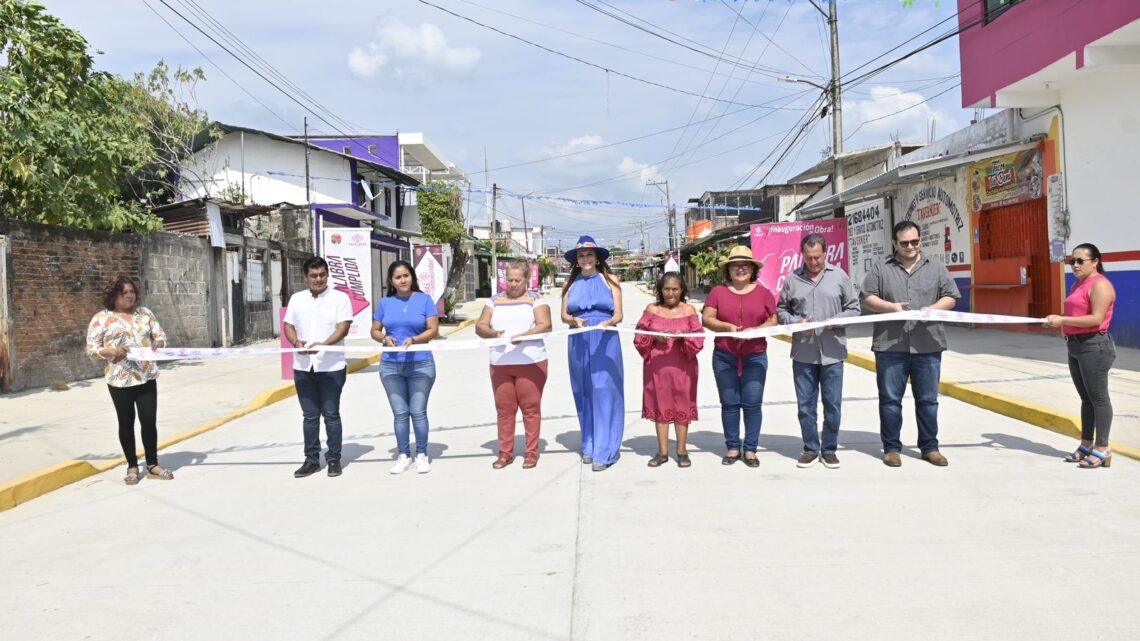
top-left (566, 273), bottom-right (625, 465)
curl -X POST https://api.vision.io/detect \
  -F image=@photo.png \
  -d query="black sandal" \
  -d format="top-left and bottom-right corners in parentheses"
top-left (647, 453), bottom-right (669, 467)
top-left (743, 454), bottom-right (760, 468)
top-left (676, 454), bottom-right (691, 468)
top-left (721, 453), bottom-right (741, 466)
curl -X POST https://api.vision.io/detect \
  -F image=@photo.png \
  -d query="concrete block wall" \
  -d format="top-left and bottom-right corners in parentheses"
top-left (0, 220), bottom-right (216, 392)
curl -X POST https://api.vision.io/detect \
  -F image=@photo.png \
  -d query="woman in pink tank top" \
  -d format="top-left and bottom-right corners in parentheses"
top-left (1044, 243), bottom-right (1117, 468)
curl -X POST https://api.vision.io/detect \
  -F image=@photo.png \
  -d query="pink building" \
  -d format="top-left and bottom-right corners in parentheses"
top-left (958, 0), bottom-right (1140, 346)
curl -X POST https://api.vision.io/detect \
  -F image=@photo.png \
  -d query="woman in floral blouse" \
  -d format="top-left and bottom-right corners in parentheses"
top-left (86, 275), bottom-right (172, 485)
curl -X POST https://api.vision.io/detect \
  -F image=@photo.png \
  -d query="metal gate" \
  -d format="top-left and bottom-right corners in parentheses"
top-left (973, 197), bottom-right (1058, 319)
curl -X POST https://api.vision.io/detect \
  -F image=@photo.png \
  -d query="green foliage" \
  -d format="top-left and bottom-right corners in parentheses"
top-left (537, 255), bottom-right (558, 281)
top-left (121, 59), bottom-right (215, 207)
top-left (688, 246), bottom-right (729, 285)
top-left (624, 266), bottom-right (644, 282)
top-left (418, 181), bottom-right (464, 244)
top-left (0, 0), bottom-right (160, 231)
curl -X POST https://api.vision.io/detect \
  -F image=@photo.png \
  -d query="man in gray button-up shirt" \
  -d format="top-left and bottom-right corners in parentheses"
top-left (860, 220), bottom-right (960, 469)
top-left (778, 234), bottom-right (861, 469)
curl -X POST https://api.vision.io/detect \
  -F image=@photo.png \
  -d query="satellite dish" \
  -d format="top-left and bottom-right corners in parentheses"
top-left (360, 180), bottom-right (375, 203)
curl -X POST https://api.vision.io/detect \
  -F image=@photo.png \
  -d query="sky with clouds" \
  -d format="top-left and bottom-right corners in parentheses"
top-left (42, 0), bottom-right (975, 251)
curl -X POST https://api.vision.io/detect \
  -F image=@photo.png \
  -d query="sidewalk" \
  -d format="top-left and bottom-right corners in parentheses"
top-left (677, 284), bottom-right (1139, 455)
top-left (0, 310), bottom-right (483, 509)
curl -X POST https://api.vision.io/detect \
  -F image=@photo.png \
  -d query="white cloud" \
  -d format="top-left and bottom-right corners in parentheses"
top-left (844, 85), bottom-right (961, 145)
top-left (348, 18), bottom-right (480, 81)
top-left (617, 156), bottom-right (663, 185)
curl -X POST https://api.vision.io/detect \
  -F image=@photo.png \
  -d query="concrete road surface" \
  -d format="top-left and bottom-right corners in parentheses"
top-left (2, 284), bottom-right (1137, 641)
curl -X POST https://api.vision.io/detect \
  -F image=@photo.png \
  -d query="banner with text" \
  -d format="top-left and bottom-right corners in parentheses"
top-left (844, 198), bottom-right (889, 291)
top-left (967, 146), bottom-right (1044, 213)
top-left (414, 245), bottom-right (447, 317)
top-left (321, 229), bottom-right (373, 338)
top-left (897, 173), bottom-right (972, 270)
top-left (751, 219), bottom-right (849, 295)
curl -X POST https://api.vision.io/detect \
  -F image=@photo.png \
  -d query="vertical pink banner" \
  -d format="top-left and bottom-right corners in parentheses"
top-left (414, 245), bottom-right (447, 316)
top-left (750, 220), bottom-right (849, 294)
top-left (529, 263), bottom-right (540, 290)
top-left (496, 259), bottom-right (508, 296)
top-left (280, 308), bottom-right (293, 380)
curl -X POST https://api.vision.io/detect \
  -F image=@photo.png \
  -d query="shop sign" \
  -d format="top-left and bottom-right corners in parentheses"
top-left (967, 146), bottom-right (1044, 212)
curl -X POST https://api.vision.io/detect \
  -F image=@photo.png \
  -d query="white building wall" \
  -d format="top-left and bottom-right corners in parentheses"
top-left (1058, 66), bottom-right (1140, 255)
top-left (180, 134), bottom-right (355, 206)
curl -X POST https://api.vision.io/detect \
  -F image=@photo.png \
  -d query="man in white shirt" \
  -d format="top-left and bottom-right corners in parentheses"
top-left (283, 256), bottom-right (354, 478)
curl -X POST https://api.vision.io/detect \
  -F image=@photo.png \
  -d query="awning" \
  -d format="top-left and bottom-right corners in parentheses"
top-left (794, 138), bottom-right (1043, 220)
top-left (313, 203), bottom-right (389, 221)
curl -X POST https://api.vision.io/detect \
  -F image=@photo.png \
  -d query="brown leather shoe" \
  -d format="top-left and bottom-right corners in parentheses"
top-left (883, 452), bottom-right (902, 467)
top-left (522, 454), bottom-right (538, 469)
top-left (492, 454), bottom-right (514, 469)
top-left (921, 451), bottom-right (949, 467)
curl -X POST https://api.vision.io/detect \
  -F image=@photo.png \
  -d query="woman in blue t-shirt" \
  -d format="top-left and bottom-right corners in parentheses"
top-left (370, 260), bottom-right (439, 475)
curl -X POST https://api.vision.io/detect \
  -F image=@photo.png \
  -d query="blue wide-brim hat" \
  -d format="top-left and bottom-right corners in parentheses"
top-left (564, 235), bottom-right (610, 263)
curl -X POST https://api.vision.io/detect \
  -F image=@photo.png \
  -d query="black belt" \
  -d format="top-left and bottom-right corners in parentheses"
top-left (1066, 331), bottom-right (1108, 342)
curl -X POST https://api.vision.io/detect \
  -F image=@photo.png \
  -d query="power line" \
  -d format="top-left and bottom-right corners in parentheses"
top-left (717, 0), bottom-right (819, 78)
top-left (174, 0), bottom-right (367, 134)
top-left (843, 81), bottom-right (962, 143)
top-left (538, 89), bottom-right (818, 195)
top-left (451, 0), bottom-right (789, 89)
top-left (417, 0), bottom-right (808, 109)
top-left (669, 0), bottom-right (794, 175)
top-left (573, 0), bottom-right (820, 80)
top-left (152, 0), bottom-right (353, 136)
top-left (137, 0), bottom-right (295, 131)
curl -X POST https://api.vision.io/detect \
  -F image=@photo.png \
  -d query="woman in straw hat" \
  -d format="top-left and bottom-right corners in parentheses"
top-left (561, 235), bottom-right (625, 472)
top-left (701, 246), bottom-right (778, 468)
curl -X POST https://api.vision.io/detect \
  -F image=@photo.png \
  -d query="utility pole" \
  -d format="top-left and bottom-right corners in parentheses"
top-left (647, 179), bottom-right (676, 250)
top-left (780, 1), bottom-right (844, 198)
top-left (304, 116), bottom-right (314, 253)
top-left (490, 183), bottom-right (498, 295)
top-left (828, 0), bottom-right (844, 195)
top-left (519, 195), bottom-right (530, 255)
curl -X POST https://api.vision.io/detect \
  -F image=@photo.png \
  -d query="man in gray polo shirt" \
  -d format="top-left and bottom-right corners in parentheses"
top-left (778, 233), bottom-right (861, 469)
top-left (860, 220), bottom-right (961, 467)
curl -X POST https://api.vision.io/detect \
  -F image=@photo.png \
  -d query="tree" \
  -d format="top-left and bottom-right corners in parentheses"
top-left (417, 180), bottom-right (469, 297)
top-left (120, 60), bottom-right (216, 208)
top-left (0, 0), bottom-right (160, 231)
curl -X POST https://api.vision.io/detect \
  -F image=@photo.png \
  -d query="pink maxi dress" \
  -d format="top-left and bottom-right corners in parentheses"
top-left (633, 311), bottom-right (705, 424)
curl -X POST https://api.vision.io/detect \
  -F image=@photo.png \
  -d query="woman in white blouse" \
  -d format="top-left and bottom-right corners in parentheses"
top-left (475, 260), bottom-right (552, 469)
top-left (85, 275), bottom-right (172, 485)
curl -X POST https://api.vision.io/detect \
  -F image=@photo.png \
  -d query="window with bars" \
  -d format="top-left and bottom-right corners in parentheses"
top-left (985, 0), bottom-right (1023, 22)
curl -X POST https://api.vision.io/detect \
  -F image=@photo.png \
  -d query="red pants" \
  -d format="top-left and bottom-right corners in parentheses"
top-left (490, 361), bottom-right (548, 457)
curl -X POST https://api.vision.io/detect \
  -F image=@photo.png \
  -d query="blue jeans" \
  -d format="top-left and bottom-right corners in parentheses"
top-left (380, 358), bottom-right (437, 456)
top-left (793, 361), bottom-right (844, 453)
top-left (294, 368), bottom-right (346, 463)
top-left (711, 349), bottom-right (767, 452)
top-left (875, 351), bottom-right (942, 453)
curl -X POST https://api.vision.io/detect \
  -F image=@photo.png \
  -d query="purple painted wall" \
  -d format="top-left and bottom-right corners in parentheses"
top-left (958, 0), bottom-right (1140, 107)
top-left (308, 136), bottom-right (400, 169)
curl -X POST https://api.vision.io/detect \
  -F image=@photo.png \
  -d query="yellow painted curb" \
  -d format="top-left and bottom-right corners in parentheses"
top-left (0, 317), bottom-right (484, 512)
top-left (776, 333), bottom-right (1137, 461)
top-left (0, 460), bottom-right (99, 511)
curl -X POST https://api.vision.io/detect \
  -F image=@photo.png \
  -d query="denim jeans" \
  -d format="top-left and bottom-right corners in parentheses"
top-left (793, 361), bottom-right (844, 453)
top-left (380, 358), bottom-right (437, 456)
top-left (1066, 333), bottom-right (1116, 446)
top-left (711, 349), bottom-right (767, 452)
top-left (294, 368), bottom-right (346, 463)
top-left (875, 350), bottom-right (942, 453)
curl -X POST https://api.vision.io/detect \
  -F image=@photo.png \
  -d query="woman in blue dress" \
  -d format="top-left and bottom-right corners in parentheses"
top-left (560, 236), bottom-right (625, 472)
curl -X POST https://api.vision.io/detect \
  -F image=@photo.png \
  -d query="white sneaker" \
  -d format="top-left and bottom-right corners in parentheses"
top-left (389, 454), bottom-right (413, 475)
top-left (415, 453), bottom-right (431, 474)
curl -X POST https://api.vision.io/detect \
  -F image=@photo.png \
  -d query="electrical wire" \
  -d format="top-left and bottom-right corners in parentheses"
top-left (137, 0), bottom-right (295, 131)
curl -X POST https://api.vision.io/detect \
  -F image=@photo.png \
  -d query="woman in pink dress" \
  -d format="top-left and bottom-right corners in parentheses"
top-left (634, 273), bottom-right (704, 468)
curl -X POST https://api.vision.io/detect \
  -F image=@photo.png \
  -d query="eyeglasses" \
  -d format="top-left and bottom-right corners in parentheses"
top-left (1069, 257), bottom-right (1092, 266)
top-left (896, 239), bottom-right (921, 248)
